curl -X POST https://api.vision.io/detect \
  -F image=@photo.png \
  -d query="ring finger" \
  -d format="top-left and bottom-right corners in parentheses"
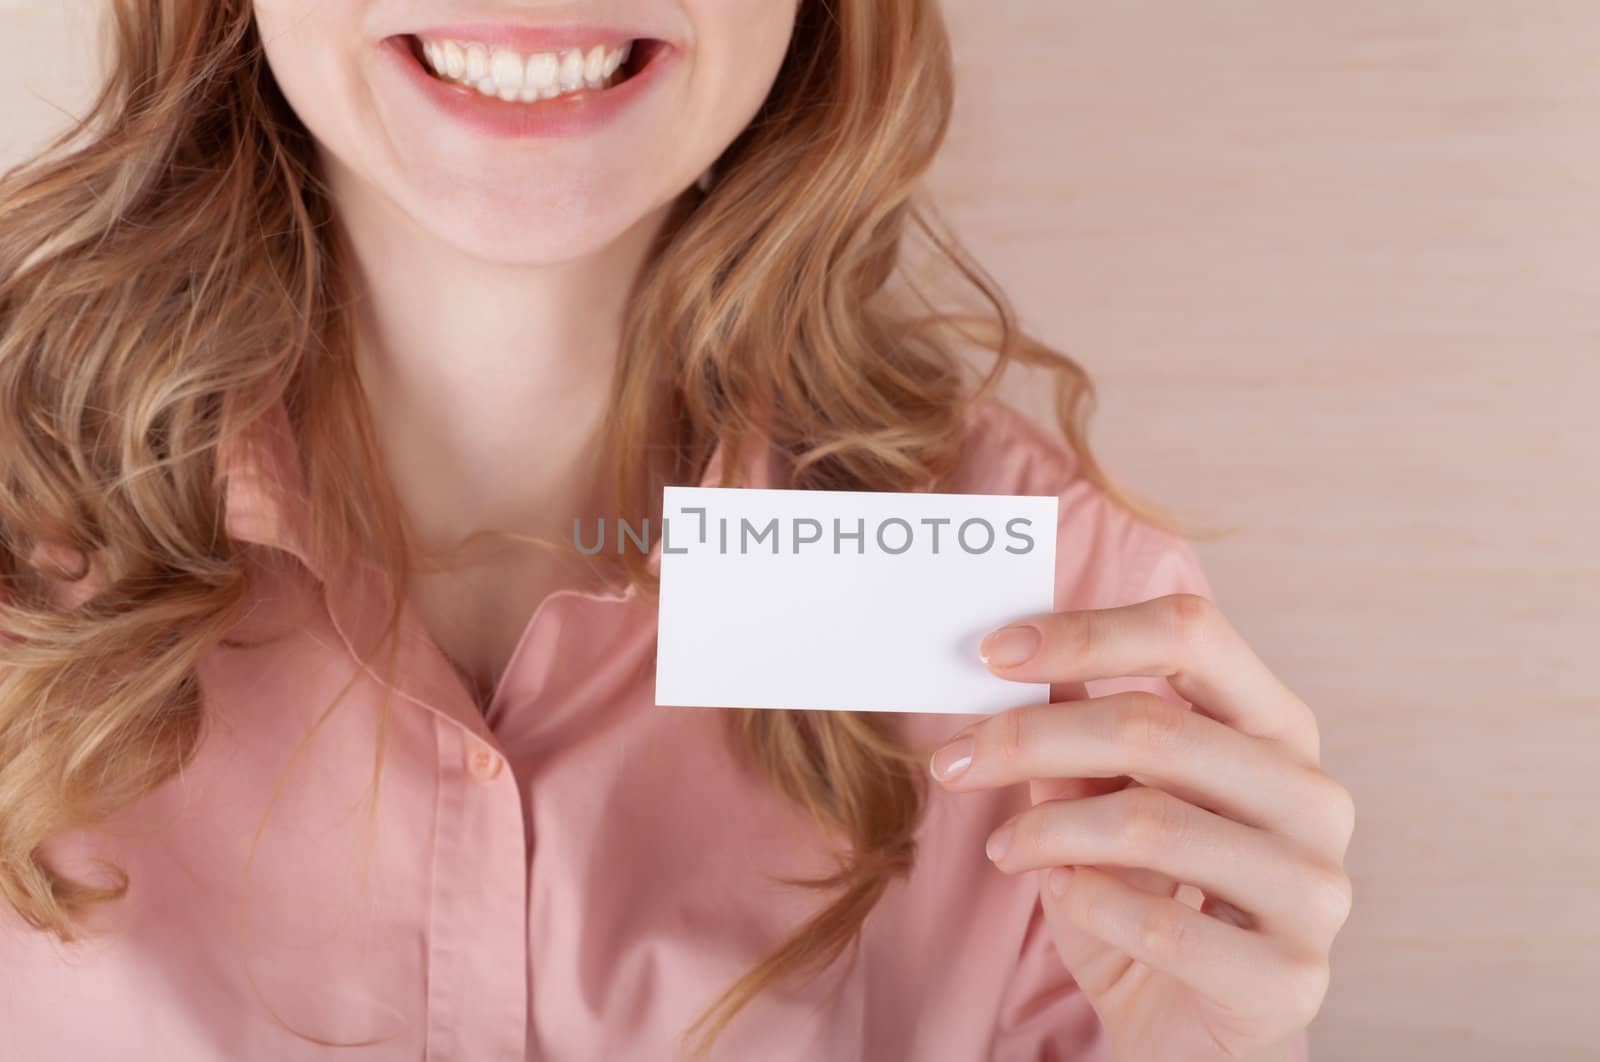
top-left (987, 786), bottom-right (1352, 945)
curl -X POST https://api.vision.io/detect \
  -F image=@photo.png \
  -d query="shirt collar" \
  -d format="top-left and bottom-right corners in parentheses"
top-left (213, 392), bottom-right (779, 744)
top-left (213, 393), bottom-right (777, 585)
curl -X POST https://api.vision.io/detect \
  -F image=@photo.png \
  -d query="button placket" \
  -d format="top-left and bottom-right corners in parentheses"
top-left (427, 722), bottom-right (529, 1060)
top-left (465, 740), bottom-right (505, 781)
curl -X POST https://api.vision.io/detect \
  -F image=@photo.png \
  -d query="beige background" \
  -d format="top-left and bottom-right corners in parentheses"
top-left (3, 3), bottom-right (1597, 1059)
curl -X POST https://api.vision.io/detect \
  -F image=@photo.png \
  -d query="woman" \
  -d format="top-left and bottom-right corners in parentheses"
top-left (0, 1), bottom-right (1353, 1059)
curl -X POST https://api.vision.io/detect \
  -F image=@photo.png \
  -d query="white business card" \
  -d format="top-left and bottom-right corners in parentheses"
top-left (654, 486), bottom-right (1058, 714)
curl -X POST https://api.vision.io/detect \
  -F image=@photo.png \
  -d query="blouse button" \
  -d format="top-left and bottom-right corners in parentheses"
top-left (465, 742), bottom-right (504, 781)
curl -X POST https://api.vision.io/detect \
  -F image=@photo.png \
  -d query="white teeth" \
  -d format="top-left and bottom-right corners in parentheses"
top-left (490, 49), bottom-right (523, 98)
top-left (527, 52), bottom-right (558, 90)
top-left (443, 40), bottom-right (465, 78)
top-left (522, 52), bottom-right (558, 101)
top-left (583, 44), bottom-right (606, 87)
top-left (558, 49), bottom-right (584, 92)
top-left (418, 37), bottom-right (636, 102)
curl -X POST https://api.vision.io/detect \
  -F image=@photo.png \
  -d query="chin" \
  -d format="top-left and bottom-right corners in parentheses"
top-left (391, 165), bottom-right (677, 266)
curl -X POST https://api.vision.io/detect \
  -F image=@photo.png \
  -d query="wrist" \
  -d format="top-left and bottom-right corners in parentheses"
top-left (1240, 1036), bottom-right (1299, 1062)
top-left (1114, 1035), bottom-right (1297, 1062)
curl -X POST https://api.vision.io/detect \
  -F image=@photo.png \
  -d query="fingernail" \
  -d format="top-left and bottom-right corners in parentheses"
top-left (979, 624), bottom-right (1041, 668)
top-left (1048, 866), bottom-right (1074, 897)
top-left (985, 821), bottom-right (1014, 862)
top-left (929, 736), bottom-right (974, 781)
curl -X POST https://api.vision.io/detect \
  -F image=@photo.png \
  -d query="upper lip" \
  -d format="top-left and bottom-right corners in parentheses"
top-left (398, 21), bottom-right (666, 53)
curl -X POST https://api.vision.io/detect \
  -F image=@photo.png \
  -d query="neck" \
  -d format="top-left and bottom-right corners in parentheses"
top-left (325, 157), bottom-right (679, 569)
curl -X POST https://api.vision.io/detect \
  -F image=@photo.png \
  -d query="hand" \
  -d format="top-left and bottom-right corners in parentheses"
top-left (929, 594), bottom-right (1354, 1062)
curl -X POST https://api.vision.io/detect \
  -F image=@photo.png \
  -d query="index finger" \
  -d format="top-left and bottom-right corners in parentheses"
top-left (979, 594), bottom-right (1321, 765)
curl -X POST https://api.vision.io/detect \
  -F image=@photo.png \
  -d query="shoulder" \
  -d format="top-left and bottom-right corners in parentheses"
top-left (951, 398), bottom-right (1213, 611)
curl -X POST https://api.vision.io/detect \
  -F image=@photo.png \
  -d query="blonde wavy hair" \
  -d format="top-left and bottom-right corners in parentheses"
top-left (0, 0), bottom-right (1184, 1054)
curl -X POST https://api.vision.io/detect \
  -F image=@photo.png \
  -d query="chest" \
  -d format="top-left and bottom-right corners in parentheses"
top-left (400, 551), bottom-right (600, 712)
top-left (6, 578), bottom-right (1037, 1062)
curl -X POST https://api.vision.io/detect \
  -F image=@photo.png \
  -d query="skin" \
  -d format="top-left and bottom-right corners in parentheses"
top-left (251, 0), bottom-right (798, 698)
top-left (253, 1), bottom-right (1353, 1054)
top-left (931, 594), bottom-right (1355, 1061)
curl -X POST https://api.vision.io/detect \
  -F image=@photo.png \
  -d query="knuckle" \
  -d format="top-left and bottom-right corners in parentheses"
top-left (1117, 787), bottom-right (1189, 854)
top-left (1280, 957), bottom-right (1332, 1023)
top-left (1137, 902), bottom-right (1194, 966)
top-left (1016, 807), bottom-right (1057, 860)
top-left (1306, 767), bottom-right (1357, 853)
top-left (1164, 593), bottom-right (1216, 660)
top-left (1302, 722), bottom-right (1325, 766)
top-left (1053, 609), bottom-right (1102, 662)
top-left (1285, 698), bottom-right (1327, 764)
top-left (1329, 780), bottom-right (1357, 849)
top-left (1307, 863), bottom-right (1355, 932)
top-left (1071, 890), bottom-right (1107, 936)
top-left (1110, 694), bottom-right (1190, 765)
top-left (992, 705), bottom-right (1031, 766)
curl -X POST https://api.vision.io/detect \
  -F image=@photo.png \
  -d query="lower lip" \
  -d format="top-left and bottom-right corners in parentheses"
top-left (380, 35), bottom-right (670, 139)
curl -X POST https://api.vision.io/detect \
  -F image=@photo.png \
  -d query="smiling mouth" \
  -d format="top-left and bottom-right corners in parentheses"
top-left (405, 34), bottom-right (662, 103)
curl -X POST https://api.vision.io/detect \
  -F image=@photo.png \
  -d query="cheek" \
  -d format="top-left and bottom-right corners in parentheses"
top-left (684, 0), bottom-right (799, 146)
top-left (252, 2), bottom-right (367, 157)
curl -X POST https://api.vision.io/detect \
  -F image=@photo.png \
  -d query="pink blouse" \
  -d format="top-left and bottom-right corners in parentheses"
top-left (2, 397), bottom-right (1234, 1061)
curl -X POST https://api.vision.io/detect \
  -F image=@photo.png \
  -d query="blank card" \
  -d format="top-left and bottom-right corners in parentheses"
top-left (654, 486), bottom-right (1058, 714)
